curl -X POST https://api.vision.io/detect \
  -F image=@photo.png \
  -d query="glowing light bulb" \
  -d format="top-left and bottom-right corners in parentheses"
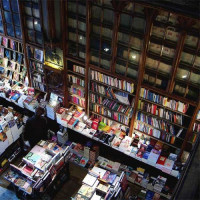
top-left (104, 48), bottom-right (109, 52)
top-left (131, 54), bottom-right (136, 59)
top-left (182, 75), bottom-right (187, 78)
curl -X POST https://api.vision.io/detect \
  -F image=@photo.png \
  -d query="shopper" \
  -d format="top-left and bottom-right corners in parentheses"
top-left (24, 106), bottom-right (48, 148)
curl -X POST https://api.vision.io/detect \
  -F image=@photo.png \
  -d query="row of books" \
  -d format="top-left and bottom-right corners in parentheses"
top-left (102, 99), bottom-right (133, 117)
top-left (91, 103), bottom-right (130, 125)
top-left (91, 81), bottom-right (106, 95)
top-left (0, 36), bottom-right (23, 53)
top-left (30, 60), bottom-right (44, 74)
top-left (27, 46), bottom-right (44, 62)
top-left (68, 74), bottom-right (85, 87)
top-left (91, 70), bottom-right (134, 93)
top-left (70, 94), bottom-right (85, 108)
top-left (197, 110), bottom-right (200, 120)
top-left (4, 69), bottom-right (27, 84)
top-left (193, 122), bottom-right (200, 133)
top-left (3, 58), bottom-right (25, 73)
top-left (4, 49), bottom-right (24, 65)
top-left (32, 81), bottom-right (46, 93)
top-left (137, 111), bottom-right (176, 135)
top-left (138, 99), bottom-right (184, 126)
top-left (32, 72), bottom-right (45, 84)
top-left (134, 121), bottom-right (177, 145)
top-left (69, 85), bottom-right (85, 98)
top-left (90, 93), bottom-right (133, 117)
top-left (72, 64), bottom-right (85, 75)
top-left (140, 88), bottom-right (189, 114)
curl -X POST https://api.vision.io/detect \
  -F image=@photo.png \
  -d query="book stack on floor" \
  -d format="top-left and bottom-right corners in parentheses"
top-left (72, 166), bottom-right (128, 200)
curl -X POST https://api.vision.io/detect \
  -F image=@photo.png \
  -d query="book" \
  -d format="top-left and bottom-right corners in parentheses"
top-left (82, 174), bottom-right (97, 187)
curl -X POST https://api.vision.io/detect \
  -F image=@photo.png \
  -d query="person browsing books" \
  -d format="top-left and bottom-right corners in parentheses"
top-left (24, 107), bottom-right (48, 148)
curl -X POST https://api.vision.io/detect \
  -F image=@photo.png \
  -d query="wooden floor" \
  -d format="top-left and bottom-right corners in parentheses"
top-left (53, 163), bottom-right (88, 200)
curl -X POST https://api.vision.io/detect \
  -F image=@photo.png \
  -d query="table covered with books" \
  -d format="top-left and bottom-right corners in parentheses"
top-left (4, 140), bottom-right (71, 199)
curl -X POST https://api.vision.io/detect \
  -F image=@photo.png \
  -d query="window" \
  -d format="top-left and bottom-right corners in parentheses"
top-left (0, 0), bottom-right (22, 39)
top-left (66, 0), bottom-right (86, 60)
top-left (23, 0), bottom-right (43, 45)
top-left (89, 2), bottom-right (114, 70)
top-left (0, 10), bottom-right (4, 33)
top-left (115, 3), bottom-right (145, 80)
top-left (143, 10), bottom-right (181, 90)
top-left (173, 20), bottom-right (200, 100)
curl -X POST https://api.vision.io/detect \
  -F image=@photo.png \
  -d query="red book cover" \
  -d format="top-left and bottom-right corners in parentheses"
top-left (157, 156), bottom-right (167, 166)
top-left (91, 118), bottom-right (99, 130)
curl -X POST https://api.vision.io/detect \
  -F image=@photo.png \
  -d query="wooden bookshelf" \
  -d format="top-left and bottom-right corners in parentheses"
top-left (66, 60), bottom-right (86, 110)
top-left (27, 45), bottom-right (46, 92)
top-left (0, 36), bottom-right (27, 85)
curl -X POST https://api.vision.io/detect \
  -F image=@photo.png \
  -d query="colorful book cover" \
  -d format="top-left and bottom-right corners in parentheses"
top-left (79, 157), bottom-right (89, 167)
top-left (107, 172), bottom-right (117, 184)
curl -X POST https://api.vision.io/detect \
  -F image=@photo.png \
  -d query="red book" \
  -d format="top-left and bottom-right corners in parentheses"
top-left (157, 156), bottom-right (167, 166)
top-left (91, 118), bottom-right (99, 130)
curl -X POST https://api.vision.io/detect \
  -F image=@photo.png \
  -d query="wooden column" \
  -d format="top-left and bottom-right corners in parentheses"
top-left (18, 0), bottom-right (32, 87)
top-left (61, 0), bottom-right (68, 107)
top-left (178, 101), bottom-right (200, 160)
top-left (129, 8), bottom-right (157, 137)
top-left (110, 12), bottom-right (120, 74)
top-left (85, 0), bottom-right (91, 115)
top-left (167, 17), bottom-right (196, 93)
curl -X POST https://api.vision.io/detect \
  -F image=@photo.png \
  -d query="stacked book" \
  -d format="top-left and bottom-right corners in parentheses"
top-left (46, 101), bottom-right (60, 120)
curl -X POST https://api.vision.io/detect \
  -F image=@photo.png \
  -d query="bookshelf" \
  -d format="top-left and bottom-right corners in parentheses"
top-left (136, 88), bottom-right (194, 151)
top-left (190, 110), bottom-right (200, 144)
top-left (0, 36), bottom-right (27, 85)
top-left (89, 69), bottom-right (135, 128)
top-left (27, 45), bottom-right (46, 93)
top-left (67, 60), bottom-right (86, 109)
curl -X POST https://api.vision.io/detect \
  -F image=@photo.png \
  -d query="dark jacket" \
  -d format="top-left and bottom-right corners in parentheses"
top-left (24, 115), bottom-right (48, 147)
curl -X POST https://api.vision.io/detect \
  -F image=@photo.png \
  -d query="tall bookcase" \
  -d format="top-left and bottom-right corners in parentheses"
top-left (0, 36), bottom-right (27, 85)
top-left (67, 60), bottom-right (86, 109)
top-left (27, 45), bottom-right (46, 93)
top-left (89, 69), bottom-right (135, 128)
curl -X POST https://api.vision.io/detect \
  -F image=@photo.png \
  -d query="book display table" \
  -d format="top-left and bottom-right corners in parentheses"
top-left (4, 140), bottom-right (70, 199)
top-left (71, 165), bottom-right (128, 200)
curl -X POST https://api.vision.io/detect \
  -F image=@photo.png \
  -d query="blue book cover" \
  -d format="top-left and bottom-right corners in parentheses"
top-left (145, 190), bottom-right (154, 200)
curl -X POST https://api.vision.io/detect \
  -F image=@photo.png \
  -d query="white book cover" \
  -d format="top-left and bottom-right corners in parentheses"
top-left (82, 174), bottom-right (97, 187)
top-left (90, 166), bottom-right (106, 178)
